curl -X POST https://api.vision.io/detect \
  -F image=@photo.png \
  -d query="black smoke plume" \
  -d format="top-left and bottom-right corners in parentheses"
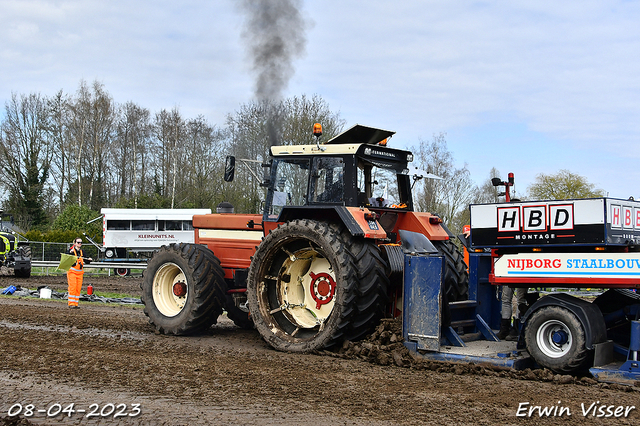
top-left (239, 0), bottom-right (307, 145)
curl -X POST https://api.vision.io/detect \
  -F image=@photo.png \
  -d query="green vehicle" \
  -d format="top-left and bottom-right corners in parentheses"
top-left (0, 212), bottom-right (31, 278)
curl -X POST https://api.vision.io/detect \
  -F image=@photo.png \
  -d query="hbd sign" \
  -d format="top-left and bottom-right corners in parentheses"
top-left (469, 199), bottom-right (609, 247)
top-left (610, 204), bottom-right (640, 230)
top-left (498, 204), bottom-right (574, 233)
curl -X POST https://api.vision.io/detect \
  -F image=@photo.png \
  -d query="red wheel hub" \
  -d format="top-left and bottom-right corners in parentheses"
top-left (173, 281), bottom-right (187, 297)
top-left (309, 271), bottom-right (336, 309)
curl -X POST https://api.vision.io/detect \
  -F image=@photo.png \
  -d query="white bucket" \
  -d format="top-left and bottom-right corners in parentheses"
top-left (40, 288), bottom-right (52, 299)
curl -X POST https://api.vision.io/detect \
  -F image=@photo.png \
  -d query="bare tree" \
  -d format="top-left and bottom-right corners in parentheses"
top-left (152, 108), bottom-right (185, 208)
top-left (181, 116), bottom-right (227, 208)
top-left (85, 81), bottom-right (114, 210)
top-left (411, 133), bottom-right (476, 230)
top-left (281, 94), bottom-right (345, 145)
top-left (0, 92), bottom-right (52, 227)
top-left (475, 167), bottom-right (503, 203)
top-left (47, 90), bottom-right (71, 209)
top-left (113, 102), bottom-right (151, 207)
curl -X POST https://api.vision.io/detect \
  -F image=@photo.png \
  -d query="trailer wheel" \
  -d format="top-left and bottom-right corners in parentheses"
top-left (141, 243), bottom-right (227, 335)
top-left (116, 268), bottom-right (129, 277)
top-left (432, 240), bottom-right (469, 301)
top-left (247, 219), bottom-right (388, 352)
top-left (525, 306), bottom-right (591, 373)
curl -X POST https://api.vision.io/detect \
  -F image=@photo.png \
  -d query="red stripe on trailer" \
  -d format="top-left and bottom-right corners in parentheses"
top-left (490, 274), bottom-right (640, 288)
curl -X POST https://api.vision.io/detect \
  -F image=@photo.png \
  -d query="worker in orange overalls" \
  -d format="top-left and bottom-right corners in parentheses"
top-left (67, 238), bottom-right (92, 309)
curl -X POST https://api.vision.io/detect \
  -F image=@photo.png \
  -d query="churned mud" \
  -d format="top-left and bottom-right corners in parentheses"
top-left (1, 275), bottom-right (638, 425)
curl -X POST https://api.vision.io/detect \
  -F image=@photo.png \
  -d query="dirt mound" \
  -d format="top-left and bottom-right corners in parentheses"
top-left (326, 318), bottom-right (639, 389)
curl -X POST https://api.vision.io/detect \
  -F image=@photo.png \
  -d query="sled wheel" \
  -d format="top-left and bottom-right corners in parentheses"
top-left (525, 306), bottom-right (591, 373)
top-left (141, 243), bottom-right (227, 335)
top-left (247, 219), bottom-right (388, 352)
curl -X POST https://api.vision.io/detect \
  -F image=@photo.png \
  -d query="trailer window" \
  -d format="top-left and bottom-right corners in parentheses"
top-left (183, 221), bottom-right (194, 230)
top-left (132, 220), bottom-right (155, 231)
top-left (106, 220), bottom-right (130, 230)
top-left (162, 220), bottom-right (183, 231)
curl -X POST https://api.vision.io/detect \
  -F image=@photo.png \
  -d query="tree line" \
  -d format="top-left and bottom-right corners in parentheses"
top-left (0, 79), bottom-right (604, 237)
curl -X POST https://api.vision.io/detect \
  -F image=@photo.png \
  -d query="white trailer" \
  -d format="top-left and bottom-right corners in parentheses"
top-left (101, 208), bottom-right (212, 258)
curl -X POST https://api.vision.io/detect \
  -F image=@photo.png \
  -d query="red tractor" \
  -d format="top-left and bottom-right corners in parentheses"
top-left (141, 124), bottom-right (468, 352)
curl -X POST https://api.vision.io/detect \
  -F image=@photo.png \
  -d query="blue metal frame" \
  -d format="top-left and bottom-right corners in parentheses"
top-left (403, 249), bottom-right (532, 369)
top-left (402, 249), bottom-right (640, 384)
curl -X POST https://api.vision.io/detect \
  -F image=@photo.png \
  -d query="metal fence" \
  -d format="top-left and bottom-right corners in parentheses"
top-left (27, 241), bottom-right (145, 277)
top-left (29, 241), bottom-right (100, 262)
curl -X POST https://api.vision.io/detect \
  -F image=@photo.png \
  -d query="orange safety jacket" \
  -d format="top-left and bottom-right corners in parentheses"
top-left (70, 247), bottom-right (85, 271)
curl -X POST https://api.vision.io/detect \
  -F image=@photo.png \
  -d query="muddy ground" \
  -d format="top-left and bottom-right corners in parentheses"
top-left (0, 274), bottom-right (638, 425)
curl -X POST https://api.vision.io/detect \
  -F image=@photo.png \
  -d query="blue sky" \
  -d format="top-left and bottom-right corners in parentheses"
top-left (1, 1), bottom-right (639, 199)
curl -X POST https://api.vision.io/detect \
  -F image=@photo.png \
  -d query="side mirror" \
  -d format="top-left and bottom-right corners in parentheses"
top-left (224, 156), bottom-right (236, 182)
top-left (491, 177), bottom-right (502, 187)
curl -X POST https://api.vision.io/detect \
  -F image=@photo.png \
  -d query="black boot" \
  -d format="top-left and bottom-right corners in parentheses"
top-left (497, 318), bottom-right (511, 340)
top-left (506, 319), bottom-right (520, 341)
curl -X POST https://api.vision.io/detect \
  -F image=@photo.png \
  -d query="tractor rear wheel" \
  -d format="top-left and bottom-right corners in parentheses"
top-left (432, 240), bottom-right (469, 301)
top-left (247, 219), bottom-right (389, 352)
top-left (141, 243), bottom-right (226, 335)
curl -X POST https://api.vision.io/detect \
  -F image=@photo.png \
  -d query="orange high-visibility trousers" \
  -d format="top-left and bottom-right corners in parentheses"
top-left (67, 268), bottom-right (84, 306)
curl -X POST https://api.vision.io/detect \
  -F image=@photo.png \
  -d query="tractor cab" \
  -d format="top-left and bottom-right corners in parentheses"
top-left (263, 124), bottom-right (416, 223)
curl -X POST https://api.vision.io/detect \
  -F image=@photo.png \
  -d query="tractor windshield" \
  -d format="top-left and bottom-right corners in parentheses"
top-left (357, 159), bottom-right (406, 208)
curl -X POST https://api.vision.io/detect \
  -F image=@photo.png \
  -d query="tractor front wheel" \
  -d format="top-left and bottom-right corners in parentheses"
top-left (141, 243), bottom-right (226, 335)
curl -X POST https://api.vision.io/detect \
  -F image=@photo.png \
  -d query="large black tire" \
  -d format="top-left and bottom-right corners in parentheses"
top-left (247, 219), bottom-right (389, 353)
top-left (141, 243), bottom-right (227, 335)
top-left (14, 265), bottom-right (31, 278)
top-left (432, 239), bottom-right (469, 301)
top-left (14, 246), bottom-right (31, 278)
top-left (524, 306), bottom-right (591, 373)
top-left (20, 245), bottom-right (32, 259)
